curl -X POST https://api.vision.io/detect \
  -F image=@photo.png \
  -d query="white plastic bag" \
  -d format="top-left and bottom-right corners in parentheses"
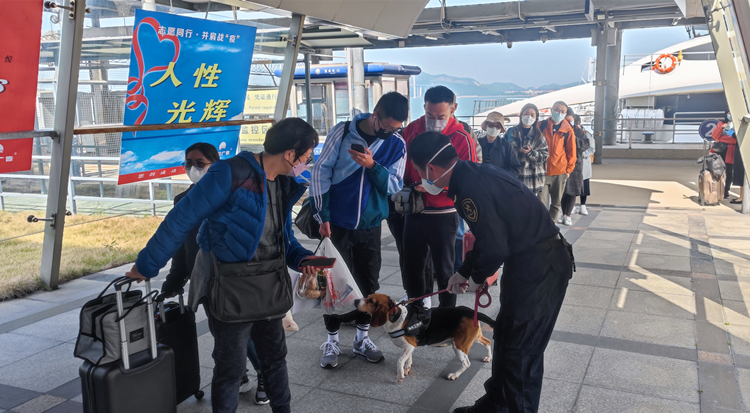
top-left (320, 238), bottom-right (363, 314)
top-left (289, 271), bottom-right (322, 314)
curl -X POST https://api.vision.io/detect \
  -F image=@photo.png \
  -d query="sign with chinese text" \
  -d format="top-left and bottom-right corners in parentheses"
top-left (118, 9), bottom-right (256, 184)
top-left (239, 122), bottom-right (273, 147)
top-left (244, 89), bottom-right (278, 115)
top-left (0, 0), bottom-right (43, 173)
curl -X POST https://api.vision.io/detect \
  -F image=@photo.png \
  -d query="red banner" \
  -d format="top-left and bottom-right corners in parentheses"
top-left (0, 0), bottom-right (43, 173)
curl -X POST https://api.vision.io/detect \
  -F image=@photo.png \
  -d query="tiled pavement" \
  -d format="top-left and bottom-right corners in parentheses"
top-left (3, 206), bottom-right (750, 412)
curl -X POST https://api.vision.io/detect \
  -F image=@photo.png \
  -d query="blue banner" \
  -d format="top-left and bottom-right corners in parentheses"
top-left (118, 9), bottom-right (256, 184)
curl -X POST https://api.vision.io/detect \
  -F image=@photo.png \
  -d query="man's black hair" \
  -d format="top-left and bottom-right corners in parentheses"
top-left (185, 142), bottom-right (220, 163)
top-left (408, 132), bottom-right (458, 170)
top-left (553, 101), bottom-right (569, 111)
top-left (566, 106), bottom-right (576, 117)
top-left (264, 117), bottom-right (319, 159)
top-left (374, 91), bottom-right (409, 122)
top-left (424, 86), bottom-right (455, 105)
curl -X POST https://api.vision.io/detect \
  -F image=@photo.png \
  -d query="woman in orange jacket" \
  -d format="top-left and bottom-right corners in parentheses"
top-left (711, 110), bottom-right (737, 200)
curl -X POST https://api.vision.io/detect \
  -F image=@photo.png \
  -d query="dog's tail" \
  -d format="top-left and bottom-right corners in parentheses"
top-left (477, 313), bottom-right (495, 332)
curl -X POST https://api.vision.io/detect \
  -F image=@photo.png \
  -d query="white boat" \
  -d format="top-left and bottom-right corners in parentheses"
top-left (476, 35), bottom-right (724, 144)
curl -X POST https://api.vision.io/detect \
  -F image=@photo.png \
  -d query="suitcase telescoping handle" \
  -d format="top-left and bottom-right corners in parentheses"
top-left (155, 288), bottom-right (186, 323)
top-left (114, 277), bottom-right (158, 370)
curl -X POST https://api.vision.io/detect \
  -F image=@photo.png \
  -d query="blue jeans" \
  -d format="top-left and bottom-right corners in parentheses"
top-left (207, 313), bottom-right (290, 413)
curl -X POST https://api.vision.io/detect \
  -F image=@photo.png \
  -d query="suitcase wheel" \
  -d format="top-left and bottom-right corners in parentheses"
top-left (195, 390), bottom-right (205, 400)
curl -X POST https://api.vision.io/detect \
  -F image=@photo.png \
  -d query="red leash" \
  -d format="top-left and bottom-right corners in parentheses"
top-left (400, 283), bottom-right (492, 327)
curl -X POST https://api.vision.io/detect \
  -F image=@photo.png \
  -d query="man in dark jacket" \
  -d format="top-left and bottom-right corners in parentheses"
top-left (126, 118), bottom-right (321, 413)
top-left (408, 132), bottom-right (573, 413)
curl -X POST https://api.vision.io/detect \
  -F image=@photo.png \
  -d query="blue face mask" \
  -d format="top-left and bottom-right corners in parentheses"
top-left (552, 112), bottom-right (566, 123)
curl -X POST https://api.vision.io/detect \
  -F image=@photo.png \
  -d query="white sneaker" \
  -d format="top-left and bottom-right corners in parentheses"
top-left (563, 215), bottom-right (572, 226)
top-left (557, 215), bottom-right (563, 224)
top-left (579, 205), bottom-right (589, 215)
top-left (423, 296), bottom-right (431, 309)
top-left (571, 206), bottom-right (579, 215)
top-left (239, 374), bottom-right (253, 394)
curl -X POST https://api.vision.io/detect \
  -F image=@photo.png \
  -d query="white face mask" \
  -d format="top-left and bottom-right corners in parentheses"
top-left (187, 166), bottom-right (206, 183)
top-left (421, 143), bottom-right (457, 195)
top-left (521, 115), bottom-right (536, 126)
top-left (486, 126), bottom-right (501, 137)
top-left (425, 118), bottom-right (449, 133)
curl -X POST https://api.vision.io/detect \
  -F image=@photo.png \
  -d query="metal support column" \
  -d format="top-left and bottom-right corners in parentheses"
top-left (372, 78), bottom-right (383, 103)
top-left (274, 13), bottom-right (305, 122)
top-left (702, 0), bottom-right (750, 213)
top-left (40, 0), bottom-right (87, 289)
top-left (603, 27), bottom-right (622, 146)
top-left (592, 27), bottom-right (607, 164)
top-left (304, 53), bottom-right (313, 125)
top-left (348, 47), bottom-right (368, 116)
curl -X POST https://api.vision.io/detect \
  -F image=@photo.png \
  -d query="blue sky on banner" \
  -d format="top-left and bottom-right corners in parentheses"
top-left (118, 9), bottom-right (256, 184)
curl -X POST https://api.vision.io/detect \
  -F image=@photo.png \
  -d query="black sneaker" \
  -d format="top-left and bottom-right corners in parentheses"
top-left (254, 372), bottom-right (270, 405)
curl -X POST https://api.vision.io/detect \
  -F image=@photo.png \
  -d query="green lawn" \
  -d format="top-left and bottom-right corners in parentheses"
top-left (0, 211), bottom-right (163, 301)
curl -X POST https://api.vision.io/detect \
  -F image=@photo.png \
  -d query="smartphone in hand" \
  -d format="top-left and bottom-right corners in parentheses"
top-left (299, 257), bottom-right (336, 268)
top-left (351, 144), bottom-right (366, 154)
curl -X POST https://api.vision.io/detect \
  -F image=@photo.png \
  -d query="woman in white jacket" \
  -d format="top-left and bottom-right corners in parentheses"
top-left (577, 128), bottom-right (596, 215)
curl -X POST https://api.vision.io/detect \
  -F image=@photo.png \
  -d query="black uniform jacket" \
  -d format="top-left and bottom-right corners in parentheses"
top-left (446, 160), bottom-right (559, 284)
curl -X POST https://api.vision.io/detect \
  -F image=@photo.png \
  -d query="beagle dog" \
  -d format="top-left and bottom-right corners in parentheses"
top-left (359, 293), bottom-right (494, 383)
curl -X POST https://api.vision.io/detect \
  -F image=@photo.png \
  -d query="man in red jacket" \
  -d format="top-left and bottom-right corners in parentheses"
top-left (397, 85), bottom-right (478, 308)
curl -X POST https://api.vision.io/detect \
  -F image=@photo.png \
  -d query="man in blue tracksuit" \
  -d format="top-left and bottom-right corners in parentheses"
top-left (126, 118), bottom-right (321, 413)
top-left (310, 91), bottom-right (409, 369)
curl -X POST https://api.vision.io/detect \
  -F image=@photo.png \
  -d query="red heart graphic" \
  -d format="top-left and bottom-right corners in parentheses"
top-left (126, 17), bottom-right (181, 129)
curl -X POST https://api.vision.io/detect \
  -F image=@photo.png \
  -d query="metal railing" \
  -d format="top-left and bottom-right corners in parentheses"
top-left (0, 119), bottom-right (273, 215)
top-left (604, 111), bottom-right (726, 148)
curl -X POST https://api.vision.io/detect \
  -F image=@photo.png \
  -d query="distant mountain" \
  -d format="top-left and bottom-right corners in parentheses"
top-left (534, 81), bottom-right (581, 91)
top-left (414, 73), bottom-right (578, 96)
top-left (415, 73), bottom-right (525, 96)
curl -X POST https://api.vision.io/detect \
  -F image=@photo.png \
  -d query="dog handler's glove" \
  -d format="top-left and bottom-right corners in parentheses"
top-left (448, 272), bottom-right (469, 294)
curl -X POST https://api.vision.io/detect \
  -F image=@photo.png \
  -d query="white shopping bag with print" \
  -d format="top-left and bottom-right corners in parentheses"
top-left (320, 238), bottom-right (363, 314)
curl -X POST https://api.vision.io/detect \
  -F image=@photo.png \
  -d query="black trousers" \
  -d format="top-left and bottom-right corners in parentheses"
top-left (403, 212), bottom-right (459, 308)
top-left (560, 193), bottom-right (577, 216)
top-left (330, 224), bottom-right (381, 297)
top-left (387, 208), bottom-right (434, 292)
top-left (726, 163), bottom-right (735, 197)
top-left (477, 244), bottom-right (571, 413)
top-left (386, 205), bottom-right (407, 287)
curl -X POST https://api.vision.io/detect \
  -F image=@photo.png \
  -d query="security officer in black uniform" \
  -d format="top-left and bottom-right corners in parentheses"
top-left (407, 131), bottom-right (574, 413)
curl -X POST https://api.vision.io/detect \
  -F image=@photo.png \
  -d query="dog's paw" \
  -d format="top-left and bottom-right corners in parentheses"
top-left (397, 375), bottom-right (404, 383)
top-left (482, 356), bottom-right (492, 363)
top-left (404, 366), bottom-right (411, 376)
top-left (446, 373), bottom-right (460, 380)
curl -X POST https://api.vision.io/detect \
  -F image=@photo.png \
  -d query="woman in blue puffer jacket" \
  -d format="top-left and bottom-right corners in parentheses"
top-left (126, 118), bottom-right (321, 413)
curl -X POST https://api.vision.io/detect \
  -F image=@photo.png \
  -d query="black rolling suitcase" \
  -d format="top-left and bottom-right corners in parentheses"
top-left (156, 290), bottom-right (204, 404)
top-left (79, 278), bottom-right (177, 413)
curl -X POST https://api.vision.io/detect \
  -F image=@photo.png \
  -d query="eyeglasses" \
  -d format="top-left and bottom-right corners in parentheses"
top-left (375, 113), bottom-right (404, 135)
top-left (183, 160), bottom-right (210, 169)
top-left (297, 154), bottom-right (314, 165)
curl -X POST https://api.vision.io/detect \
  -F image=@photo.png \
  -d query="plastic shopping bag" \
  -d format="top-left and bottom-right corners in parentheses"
top-left (289, 271), bottom-right (322, 314)
top-left (320, 238), bottom-right (363, 314)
